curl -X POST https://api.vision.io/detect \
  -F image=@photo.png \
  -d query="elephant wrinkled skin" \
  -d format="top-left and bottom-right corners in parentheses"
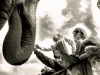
top-left (0, 0), bottom-right (39, 65)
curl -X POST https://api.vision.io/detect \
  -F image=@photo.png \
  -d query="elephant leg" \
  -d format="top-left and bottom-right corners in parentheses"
top-left (3, 5), bottom-right (33, 65)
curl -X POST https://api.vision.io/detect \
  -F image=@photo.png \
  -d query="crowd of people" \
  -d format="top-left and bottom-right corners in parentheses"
top-left (34, 28), bottom-right (100, 75)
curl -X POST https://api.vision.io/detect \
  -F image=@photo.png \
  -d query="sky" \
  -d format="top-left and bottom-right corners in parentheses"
top-left (0, 0), bottom-right (100, 75)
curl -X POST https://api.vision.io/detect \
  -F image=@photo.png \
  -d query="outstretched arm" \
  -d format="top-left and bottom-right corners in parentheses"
top-left (41, 47), bottom-right (53, 51)
top-left (35, 44), bottom-right (53, 51)
top-left (34, 49), bottom-right (64, 71)
top-left (64, 37), bottom-right (76, 54)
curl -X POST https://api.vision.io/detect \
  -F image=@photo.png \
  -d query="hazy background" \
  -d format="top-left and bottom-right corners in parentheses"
top-left (0, 0), bottom-right (100, 75)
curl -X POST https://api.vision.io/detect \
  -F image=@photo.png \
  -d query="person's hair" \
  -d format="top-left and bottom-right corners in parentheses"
top-left (53, 50), bottom-right (60, 59)
top-left (52, 34), bottom-right (62, 39)
top-left (73, 28), bottom-right (87, 40)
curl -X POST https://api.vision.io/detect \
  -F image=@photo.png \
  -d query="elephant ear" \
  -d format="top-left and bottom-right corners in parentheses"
top-left (0, 0), bottom-right (25, 30)
top-left (3, 1), bottom-right (39, 65)
top-left (0, 0), bottom-right (14, 30)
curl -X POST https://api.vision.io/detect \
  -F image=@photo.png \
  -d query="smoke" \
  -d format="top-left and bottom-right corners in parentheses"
top-left (36, 0), bottom-right (99, 42)
top-left (61, 0), bottom-right (97, 36)
top-left (36, 0), bottom-right (67, 41)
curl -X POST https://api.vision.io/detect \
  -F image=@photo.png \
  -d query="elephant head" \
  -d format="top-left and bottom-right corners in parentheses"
top-left (0, 0), bottom-right (39, 65)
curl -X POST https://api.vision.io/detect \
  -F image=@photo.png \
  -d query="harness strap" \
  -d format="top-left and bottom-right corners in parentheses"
top-left (52, 59), bottom-right (84, 75)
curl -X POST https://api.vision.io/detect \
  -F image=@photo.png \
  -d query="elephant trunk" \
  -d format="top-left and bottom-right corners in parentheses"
top-left (3, 2), bottom-right (38, 65)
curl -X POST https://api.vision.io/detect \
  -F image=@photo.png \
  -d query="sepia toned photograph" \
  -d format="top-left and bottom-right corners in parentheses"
top-left (0, 0), bottom-right (100, 75)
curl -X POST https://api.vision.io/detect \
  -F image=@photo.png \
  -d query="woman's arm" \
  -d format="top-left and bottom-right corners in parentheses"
top-left (35, 44), bottom-right (53, 51)
top-left (41, 47), bottom-right (53, 51)
top-left (64, 37), bottom-right (76, 54)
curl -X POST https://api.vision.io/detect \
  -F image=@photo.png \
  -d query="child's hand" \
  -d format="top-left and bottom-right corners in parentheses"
top-left (71, 52), bottom-right (76, 56)
top-left (74, 53), bottom-right (80, 57)
top-left (35, 44), bottom-right (41, 50)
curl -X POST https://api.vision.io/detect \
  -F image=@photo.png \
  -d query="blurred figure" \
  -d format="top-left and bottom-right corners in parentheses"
top-left (72, 28), bottom-right (92, 75)
top-left (34, 28), bottom-right (100, 75)
top-left (36, 34), bottom-right (76, 63)
top-left (35, 34), bottom-right (75, 75)
top-left (41, 66), bottom-right (55, 75)
top-left (35, 44), bottom-right (61, 62)
top-left (73, 28), bottom-right (100, 59)
top-left (72, 28), bottom-right (100, 75)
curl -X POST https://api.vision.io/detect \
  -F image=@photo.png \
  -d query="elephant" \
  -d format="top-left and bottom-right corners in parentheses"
top-left (0, 0), bottom-right (39, 65)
